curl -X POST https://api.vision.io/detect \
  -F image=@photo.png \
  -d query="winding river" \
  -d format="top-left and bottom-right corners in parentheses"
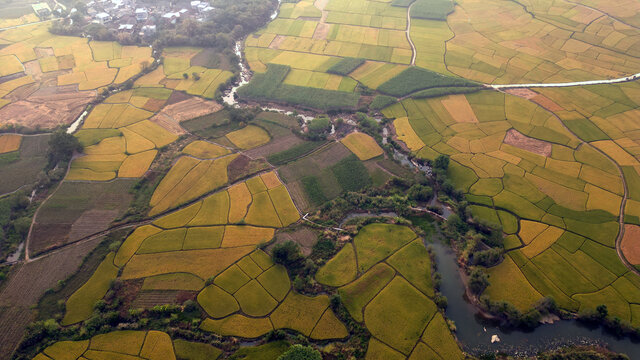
top-left (431, 239), bottom-right (640, 357)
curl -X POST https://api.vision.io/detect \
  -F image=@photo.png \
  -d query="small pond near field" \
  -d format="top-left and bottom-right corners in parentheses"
top-left (430, 239), bottom-right (640, 357)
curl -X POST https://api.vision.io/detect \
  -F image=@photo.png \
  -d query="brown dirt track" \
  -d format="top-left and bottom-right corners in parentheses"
top-left (503, 129), bottom-right (552, 157)
top-left (622, 224), bottom-right (640, 265)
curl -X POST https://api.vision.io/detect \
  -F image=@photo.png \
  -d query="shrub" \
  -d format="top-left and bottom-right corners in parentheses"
top-left (370, 95), bottom-right (397, 110)
top-left (272, 240), bottom-right (302, 269)
top-left (469, 268), bottom-right (489, 295)
top-left (308, 117), bottom-right (331, 134)
top-left (278, 344), bottom-right (322, 360)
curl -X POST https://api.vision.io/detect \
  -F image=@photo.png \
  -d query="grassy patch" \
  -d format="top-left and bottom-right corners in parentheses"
top-left (174, 339), bottom-right (223, 360)
top-left (338, 263), bottom-right (395, 322)
top-left (229, 341), bottom-right (289, 360)
top-left (301, 176), bottom-right (327, 206)
top-left (62, 252), bottom-right (119, 325)
top-left (410, 0), bottom-right (454, 20)
top-left (316, 243), bottom-right (357, 287)
top-left (326, 57), bottom-right (365, 75)
top-left (354, 223), bottom-right (417, 272)
top-left (364, 277), bottom-right (437, 355)
top-left (378, 67), bottom-right (478, 97)
top-left (267, 141), bottom-right (326, 165)
top-left (330, 155), bottom-right (372, 192)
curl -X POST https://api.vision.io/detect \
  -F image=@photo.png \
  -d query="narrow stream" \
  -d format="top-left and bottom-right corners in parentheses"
top-left (430, 239), bottom-right (640, 357)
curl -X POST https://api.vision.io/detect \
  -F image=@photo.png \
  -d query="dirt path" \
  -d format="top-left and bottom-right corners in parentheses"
top-left (489, 73), bottom-right (640, 89)
top-left (406, 2), bottom-right (417, 66)
top-left (0, 18), bottom-right (57, 31)
top-left (312, 0), bottom-right (330, 40)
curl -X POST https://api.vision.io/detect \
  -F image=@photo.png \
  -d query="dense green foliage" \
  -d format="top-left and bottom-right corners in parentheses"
top-left (308, 118), bottom-right (331, 134)
top-left (301, 176), bottom-right (327, 205)
top-left (411, 86), bottom-right (483, 99)
top-left (238, 65), bottom-right (360, 111)
top-left (47, 130), bottom-right (82, 168)
top-left (369, 95), bottom-right (397, 110)
top-left (327, 58), bottom-right (365, 75)
top-left (331, 155), bottom-right (372, 192)
top-left (278, 345), bottom-right (322, 360)
top-left (272, 240), bottom-right (303, 270)
top-left (0, 192), bottom-right (31, 261)
top-left (267, 141), bottom-right (326, 165)
top-left (410, 0), bottom-right (454, 20)
top-left (378, 67), bottom-right (479, 97)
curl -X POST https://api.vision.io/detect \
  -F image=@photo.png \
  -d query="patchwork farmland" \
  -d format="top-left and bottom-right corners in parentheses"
top-left (0, 0), bottom-right (640, 358)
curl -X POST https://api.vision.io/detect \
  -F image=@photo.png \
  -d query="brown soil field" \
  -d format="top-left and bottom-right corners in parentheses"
top-left (269, 35), bottom-right (287, 49)
top-left (67, 209), bottom-right (120, 242)
top-left (131, 290), bottom-right (196, 308)
top-left (503, 129), bottom-right (552, 157)
top-left (156, 96), bottom-right (223, 123)
top-left (165, 90), bottom-right (191, 105)
top-left (268, 228), bottom-right (318, 256)
top-left (284, 180), bottom-right (311, 212)
top-left (0, 86), bottom-right (95, 128)
top-left (531, 94), bottom-right (565, 112)
top-left (150, 113), bottom-right (188, 136)
top-left (245, 133), bottom-right (304, 159)
top-left (33, 47), bottom-right (54, 57)
top-left (143, 98), bottom-right (166, 112)
top-left (29, 180), bottom-right (135, 256)
top-left (227, 155), bottom-right (270, 183)
top-left (504, 88), bottom-right (537, 99)
top-left (622, 224), bottom-right (640, 265)
top-left (0, 236), bottom-right (103, 358)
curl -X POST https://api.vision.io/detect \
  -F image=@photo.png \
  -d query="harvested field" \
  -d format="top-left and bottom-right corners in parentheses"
top-left (267, 227), bottom-right (318, 256)
top-left (0, 134), bottom-right (49, 194)
top-left (0, 134), bottom-right (21, 153)
top-left (154, 96), bottom-right (223, 123)
top-left (503, 129), bottom-right (552, 157)
top-left (622, 224), bottom-right (640, 265)
top-left (340, 132), bottom-right (383, 161)
top-left (244, 133), bottom-right (304, 159)
top-left (30, 180), bottom-right (135, 256)
top-left (0, 87), bottom-right (95, 129)
top-left (0, 236), bottom-right (103, 358)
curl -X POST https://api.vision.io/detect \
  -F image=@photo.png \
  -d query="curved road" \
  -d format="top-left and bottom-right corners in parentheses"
top-left (488, 72), bottom-right (640, 89)
top-left (406, 2), bottom-right (417, 66)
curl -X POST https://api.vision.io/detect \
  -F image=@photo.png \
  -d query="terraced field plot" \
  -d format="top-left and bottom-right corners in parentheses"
top-left (61, 172), bottom-right (301, 325)
top-left (33, 330), bottom-right (223, 360)
top-left (385, 85), bottom-right (640, 325)
top-left (317, 223), bottom-right (464, 358)
top-left (443, 0), bottom-right (640, 84)
top-left (0, 23), bottom-right (158, 128)
top-left (0, 134), bottom-right (49, 195)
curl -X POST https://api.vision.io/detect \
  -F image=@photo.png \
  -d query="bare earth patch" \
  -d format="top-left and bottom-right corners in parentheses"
top-left (269, 35), bottom-right (287, 49)
top-left (268, 228), bottom-right (318, 256)
top-left (67, 209), bottom-right (120, 242)
top-left (245, 134), bottom-right (304, 159)
top-left (622, 224), bottom-right (640, 265)
top-left (503, 129), bottom-right (552, 157)
top-left (0, 237), bottom-right (103, 357)
top-left (531, 94), bottom-right (565, 112)
top-left (504, 88), bottom-right (538, 99)
top-left (0, 87), bottom-right (95, 128)
top-left (156, 96), bottom-right (223, 123)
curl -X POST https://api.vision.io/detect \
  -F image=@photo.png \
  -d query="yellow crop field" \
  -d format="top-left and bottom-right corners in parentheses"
top-left (183, 141), bottom-right (230, 159)
top-left (66, 168), bottom-right (116, 181)
top-left (221, 225), bottom-right (275, 247)
top-left (519, 220), bottom-right (549, 245)
top-left (585, 184), bottom-right (622, 215)
top-left (246, 176), bottom-right (267, 194)
top-left (393, 117), bottom-right (425, 151)
top-left (341, 132), bottom-right (384, 160)
top-left (126, 120), bottom-right (178, 148)
top-left (189, 191), bottom-right (230, 226)
top-left (121, 128), bottom-right (155, 154)
top-left (183, 226), bottom-right (225, 250)
top-left (260, 171), bottom-right (282, 189)
top-left (0, 134), bottom-right (22, 153)
top-left (200, 315), bottom-right (273, 338)
top-left (484, 256), bottom-right (543, 311)
top-left (521, 226), bottom-right (564, 258)
top-left (150, 156), bottom-right (200, 206)
top-left (245, 192), bottom-right (283, 227)
top-left (269, 185), bottom-right (300, 227)
top-left (226, 125), bottom-right (271, 149)
top-left (118, 150), bottom-right (157, 178)
top-left (228, 182), bottom-right (253, 223)
top-left (270, 292), bottom-right (330, 336)
top-left (0, 54), bottom-right (23, 76)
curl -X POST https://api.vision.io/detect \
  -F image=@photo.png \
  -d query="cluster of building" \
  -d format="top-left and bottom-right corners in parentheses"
top-left (77, 0), bottom-right (214, 36)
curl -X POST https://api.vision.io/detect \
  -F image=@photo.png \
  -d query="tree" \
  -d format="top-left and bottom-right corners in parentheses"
top-left (408, 184), bottom-right (433, 202)
top-left (434, 154), bottom-right (450, 170)
top-left (47, 130), bottom-right (82, 168)
top-left (278, 345), bottom-right (322, 360)
top-left (469, 268), bottom-right (489, 295)
top-left (596, 304), bottom-right (608, 319)
top-left (272, 240), bottom-right (301, 269)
